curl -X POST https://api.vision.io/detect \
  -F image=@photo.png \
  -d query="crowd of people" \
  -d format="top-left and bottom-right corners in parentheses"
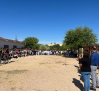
top-left (79, 45), bottom-right (99, 91)
top-left (0, 48), bottom-right (77, 66)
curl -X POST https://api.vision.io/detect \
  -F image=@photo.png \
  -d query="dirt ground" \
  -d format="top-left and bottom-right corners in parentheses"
top-left (0, 55), bottom-right (99, 91)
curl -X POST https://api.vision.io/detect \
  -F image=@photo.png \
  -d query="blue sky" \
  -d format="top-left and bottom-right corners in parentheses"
top-left (0, 0), bottom-right (99, 44)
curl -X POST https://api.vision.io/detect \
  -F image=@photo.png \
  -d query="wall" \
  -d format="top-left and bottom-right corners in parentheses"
top-left (0, 40), bottom-right (25, 49)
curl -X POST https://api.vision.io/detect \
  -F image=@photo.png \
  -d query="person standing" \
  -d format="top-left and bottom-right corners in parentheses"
top-left (90, 46), bottom-right (99, 90)
top-left (52, 50), bottom-right (54, 55)
top-left (3, 49), bottom-right (6, 63)
top-left (0, 49), bottom-right (2, 65)
top-left (79, 50), bottom-right (91, 91)
top-left (6, 48), bottom-right (9, 63)
top-left (38, 50), bottom-right (40, 55)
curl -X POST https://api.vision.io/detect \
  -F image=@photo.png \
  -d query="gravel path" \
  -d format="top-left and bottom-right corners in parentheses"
top-left (0, 55), bottom-right (99, 91)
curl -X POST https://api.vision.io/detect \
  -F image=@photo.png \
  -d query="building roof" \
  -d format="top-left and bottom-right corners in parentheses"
top-left (0, 37), bottom-right (26, 44)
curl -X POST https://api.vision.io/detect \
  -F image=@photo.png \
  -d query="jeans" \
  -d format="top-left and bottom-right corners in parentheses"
top-left (5, 53), bottom-right (9, 60)
top-left (41, 52), bottom-right (42, 55)
top-left (81, 72), bottom-right (91, 91)
top-left (36, 52), bottom-right (38, 55)
top-left (47, 52), bottom-right (49, 55)
top-left (0, 56), bottom-right (1, 64)
top-left (91, 66), bottom-right (99, 89)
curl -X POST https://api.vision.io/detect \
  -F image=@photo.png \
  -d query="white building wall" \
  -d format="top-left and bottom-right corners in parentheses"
top-left (0, 40), bottom-right (25, 49)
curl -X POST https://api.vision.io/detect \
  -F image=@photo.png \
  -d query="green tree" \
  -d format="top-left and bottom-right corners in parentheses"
top-left (54, 42), bottom-right (56, 45)
top-left (23, 37), bottom-right (39, 49)
top-left (48, 44), bottom-right (61, 50)
top-left (49, 46), bottom-right (53, 50)
top-left (61, 42), bottom-right (68, 50)
top-left (39, 44), bottom-right (50, 50)
top-left (64, 26), bottom-right (98, 50)
top-left (53, 44), bottom-right (61, 50)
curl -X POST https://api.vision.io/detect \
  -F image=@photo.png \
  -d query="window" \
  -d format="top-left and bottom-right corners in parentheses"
top-left (4, 45), bottom-right (9, 49)
top-left (13, 45), bottom-right (17, 48)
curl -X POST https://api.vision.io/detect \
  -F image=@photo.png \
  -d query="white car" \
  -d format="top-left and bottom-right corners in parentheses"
top-left (42, 51), bottom-right (52, 55)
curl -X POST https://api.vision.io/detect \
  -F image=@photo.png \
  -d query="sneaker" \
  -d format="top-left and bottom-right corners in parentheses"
top-left (90, 88), bottom-right (96, 90)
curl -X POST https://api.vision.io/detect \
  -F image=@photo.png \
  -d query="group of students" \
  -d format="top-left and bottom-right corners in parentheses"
top-left (0, 48), bottom-right (40, 65)
top-left (79, 45), bottom-right (99, 91)
top-left (0, 48), bottom-right (67, 65)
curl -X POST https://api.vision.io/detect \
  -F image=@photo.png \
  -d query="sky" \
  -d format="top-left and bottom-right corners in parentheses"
top-left (0, 0), bottom-right (99, 44)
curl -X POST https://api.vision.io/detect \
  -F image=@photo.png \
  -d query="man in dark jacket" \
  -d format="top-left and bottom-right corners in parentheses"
top-left (90, 46), bottom-right (99, 90)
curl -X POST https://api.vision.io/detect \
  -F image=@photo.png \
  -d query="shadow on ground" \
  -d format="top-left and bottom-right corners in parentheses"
top-left (78, 75), bottom-right (83, 82)
top-left (74, 65), bottom-right (79, 68)
top-left (6, 70), bottom-right (28, 74)
top-left (73, 65), bottom-right (85, 91)
top-left (62, 55), bottom-right (78, 58)
top-left (1, 61), bottom-right (15, 64)
top-left (62, 63), bottom-right (69, 65)
top-left (72, 78), bottom-right (84, 91)
top-left (9, 61), bottom-right (15, 63)
top-left (74, 65), bottom-right (81, 74)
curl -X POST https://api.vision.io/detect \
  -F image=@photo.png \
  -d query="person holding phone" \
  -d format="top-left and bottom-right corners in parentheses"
top-left (79, 50), bottom-right (91, 91)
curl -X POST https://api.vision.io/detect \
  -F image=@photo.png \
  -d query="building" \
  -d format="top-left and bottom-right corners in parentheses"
top-left (0, 37), bottom-right (25, 49)
top-left (47, 44), bottom-right (63, 46)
